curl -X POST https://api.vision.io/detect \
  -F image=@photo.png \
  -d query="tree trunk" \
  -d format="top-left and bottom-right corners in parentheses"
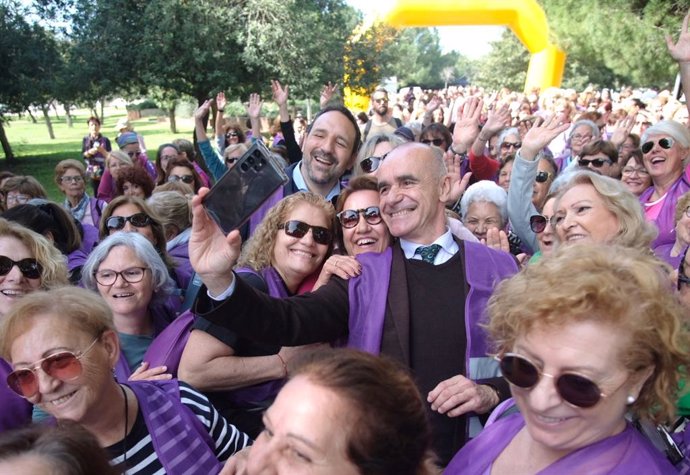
top-left (168, 104), bottom-right (177, 134)
top-left (306, 98), bottom-right (312, 123)
top-left (52, 101), bottom-right (60, 120)
top-left (64, 102), bottom-right (73, 128)
top-left (41, 105), bottom-right (56, 139)
top-left (0, 119), bottom-right (15, 162)
top-left (26, 108), bottom-right (37, 124)
top-left (100, 98), bottom-right (105, 123)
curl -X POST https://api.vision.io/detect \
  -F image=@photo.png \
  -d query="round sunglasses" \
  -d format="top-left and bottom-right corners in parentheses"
top-left (0, 255), bottom-right (42, 280)
top-left (641, 137), bottom-right (674, 155)
top-left (578, 157), bottom-right (612, 168)
top-left (106, 213), bottom-right (152, 231)
top-left (7, 337), bottom-right (100, 398)
top-left (360, 155), bottom-right (384, 174)
top-left (499, 353), bottom-right (623, 408)
top-left (278, 220), bottom-right (332, 245)
top-left (168, 174), bottom-right (194, 184)
top-left (336, 206), bottom-right (383, 229)
top-left (535, 171), bottom-right (552, 183)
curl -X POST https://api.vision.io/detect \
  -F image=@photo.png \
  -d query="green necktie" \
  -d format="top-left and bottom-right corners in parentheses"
top-left (414, 244), bottom-right (441, 264)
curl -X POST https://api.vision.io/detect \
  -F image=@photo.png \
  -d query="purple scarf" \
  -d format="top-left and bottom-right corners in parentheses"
top-left (640, 174), bottom-right (690, 250)
top-left (126, 380), bottom-right (222, 474)
top-left (445, 400), bottom-right (676, 474)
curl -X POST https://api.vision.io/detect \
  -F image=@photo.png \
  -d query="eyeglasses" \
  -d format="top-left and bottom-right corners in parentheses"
top-left (421, 138), bottom-right (445, 147)
top-left (226, 132), bottom-right (239, 138)
top-left (225, 157), bottom-right (240, 165)
top-left (360, 155), bottom-right (386, 174)
top-left (373, 98), bottom-right (388, 104)
top-left (498, 353), bottom-right (620, 408)
top-left (529, 215), bottom-right (551, 233)
top-left (6, 337), bottom-right (100, 398)
top-left (641, 137), bottom-right (674, 154)
top-left (6, 194), bottom-right (30, 205)
top-left (578, 157), bottom-right (612, 168)
top-left (106, 213), bottom-right (152, 231)
top-left (571, 134), bottom-right (593, 142)
top-left (94, 266), bottom-right (149, 286)
top-left (126, 151), bottom-right (141, 159)
top-left (535, 171), bottom-right (552, 183)
top-left (336, 206), bottom-right (383, 229)
top-left (160, 154), bottom-right (177, 162)
top-left (168, 174), bottom-right (194, 184)
top-left (60, 175), bottom-right (84, 184)
top-left (278, 220), bottom-right (332, 245)
top-left (501, 141), bottom-right (522, 150)
top-left (0, 255), bottom-right (42, 279)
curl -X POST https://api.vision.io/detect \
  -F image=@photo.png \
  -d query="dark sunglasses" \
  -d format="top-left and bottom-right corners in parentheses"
top-left (106, 213), bottom-right (152, 231)
top-left (337, 206), bottom-right (383, 229)
top-left (7, 338), bottom-right (100, 398)
top-left (373, 98), bottom-right (388, 104)
top-left (126, 151), bottom-right (141, 158)
top-left (279, 220), bottom-right (332, 245)
top-left (225, 157), bottom-right (240, 165)
top-left (168, 174), bottom-right (194, 184)
top-left (0, 255), bottom-right (42, 279)
top-left (529, 215), bottom-right (549, 233)
top-left (499, 353), bottom-right (616, 408)
top-left (641, 137), bottom-right (674, 154)
top-left (535, 171), bottom-right (552, 183)
top-left (360, 155), bottom-right (386, 174)
top-left (226, 132), bottom-right (239, 138)
top-left (678, 247), bottom-right (690, 291)
top-left (421, 138), bottom-right (445, 147)
top-left (501, 141), bottom-right (522, 149)
top-left (578, 157), bottom-right (612, 168)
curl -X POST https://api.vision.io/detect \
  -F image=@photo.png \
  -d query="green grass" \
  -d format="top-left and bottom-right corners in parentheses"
top-left (0, 107), bottom-right (196, 201)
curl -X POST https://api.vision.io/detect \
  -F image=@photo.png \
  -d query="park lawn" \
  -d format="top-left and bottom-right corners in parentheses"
top-left (0, 107), bottom-right (196, 201)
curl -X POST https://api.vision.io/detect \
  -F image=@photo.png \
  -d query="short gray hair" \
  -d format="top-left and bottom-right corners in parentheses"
top-left (496, 127), bottom-right (520, 153)
top-left (569, 120), bottom-right (600, 141)
top-left (147, 191), bottom-right (191, 235)
top-left (81, 232), bottom-right (175, 304)
top-left (460, 180), bottom-right (508, 224)
top-left (641, 120), bottom-right (690, 148)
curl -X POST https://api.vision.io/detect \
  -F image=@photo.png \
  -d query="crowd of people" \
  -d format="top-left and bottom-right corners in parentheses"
top-left (2, 11), bottom-right (690, 475)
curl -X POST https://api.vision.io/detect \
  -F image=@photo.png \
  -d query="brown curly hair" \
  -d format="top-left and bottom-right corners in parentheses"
top-left (237, 192), bottom-right (335, 271)
top-left (487, 243), bottom-right (690, 424)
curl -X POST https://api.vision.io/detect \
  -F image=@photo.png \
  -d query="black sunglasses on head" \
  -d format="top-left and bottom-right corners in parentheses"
top-left (641, 137), bottom-right (674, 155)
top-left (578, 157), bottom-right (612, 168)
top-left (337, 206), bottom-right (382, 229)
top-left (499, 353), bottom-right (619, 408)
top-left (0, 255), bottom-right (42, 279)
top-left (279, 220), bottom-right (332, 245)
top-left (106, 213), bottom-right (152, 231)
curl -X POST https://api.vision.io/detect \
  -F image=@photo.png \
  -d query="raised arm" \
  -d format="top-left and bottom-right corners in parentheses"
top-left (451, 96), bottom-right (483, 154)
top-left (471, 103), bottom-right (510, 157)
top-left (319, 81), bottom-right (337, 109)
top-left (215, 92), bottom-right (227, 140)
top-left (666, 10), bottom-right (690, 124)
top-left (246, 93), bottom-right (263, 141)
top-left (271, 80), bottom-right (290, 122)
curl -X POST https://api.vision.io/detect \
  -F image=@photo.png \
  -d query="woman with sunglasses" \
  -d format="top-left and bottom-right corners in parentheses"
top-left (526, 193), bottom-right (557, 263)
top-left (353, 133), bottom-right (404, 176)
top-left (179, 192), bottom-right (334, 437)
top-left (82, 232), bottom-right (181, 383)
top-left (98, 196), bottom-right (185, 302)
top-left (445, 244), bottom-right (686, 474)
top-left (153, 143), bottom-right (181, 186)
top-left (0, 218), bottom-right (68, 432)
top-left (0, 286), bottom-right (250, 473)
top-left (637, 120), bottom-right (690, 250)
top-left (577, 139), bottom-right (619, 178)
top-left (163, 157), bottom-right (203, 194)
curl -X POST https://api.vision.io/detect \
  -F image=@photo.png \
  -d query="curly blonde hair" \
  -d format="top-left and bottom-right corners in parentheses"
top-left (237, 192), bottom-right (335, 271)
top-left (554, 170), bottom-right (657, 250)
top-left (487, 243), bottom-right (690, 424)
top-left (0, 218), bottom-right (69, 291)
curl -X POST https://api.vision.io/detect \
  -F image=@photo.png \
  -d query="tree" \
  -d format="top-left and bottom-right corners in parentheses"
top-left (473, 30), bottom-right (530, 91)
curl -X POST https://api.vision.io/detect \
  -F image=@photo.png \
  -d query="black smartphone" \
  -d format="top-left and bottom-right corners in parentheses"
top-left (202, 141), bottom-right (288, 234)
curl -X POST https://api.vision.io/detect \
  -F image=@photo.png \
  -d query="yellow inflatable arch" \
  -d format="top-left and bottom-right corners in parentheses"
top-left (382, 0), bottom-right (565, 92)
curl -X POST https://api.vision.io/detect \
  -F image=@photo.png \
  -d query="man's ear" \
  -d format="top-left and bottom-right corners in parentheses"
top-left (439, 173), bottom-right (452, 204)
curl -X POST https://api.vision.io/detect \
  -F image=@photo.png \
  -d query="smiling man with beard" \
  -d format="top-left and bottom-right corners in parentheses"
top-left (248, 105), bottom-right (361, 234)
top-left (362, 88), bottom-right (402, 142)
top-left (190, 142), bottom-right (520, 466)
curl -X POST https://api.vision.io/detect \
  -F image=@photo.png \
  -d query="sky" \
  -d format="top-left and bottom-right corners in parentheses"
top-left (345, 0), bottom-right (506, 59)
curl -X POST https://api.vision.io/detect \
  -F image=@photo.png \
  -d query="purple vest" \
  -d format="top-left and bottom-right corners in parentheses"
top-left (0, 358), bottom-right (32, 433)
top-left (444, 400), bottom-right (676, 474)
top-left (347, 241), bottom-right (518, 362)
top-left (126, 380), bottom-right (223, 474)
top-left (640, 174), bottom-right (690, 250)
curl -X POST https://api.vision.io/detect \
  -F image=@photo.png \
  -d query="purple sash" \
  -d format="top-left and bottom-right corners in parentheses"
top-left (88, 198), bottom-right (106, 228)
top-left (126, 380), bottom-right (222, 474)
top-left (0, 358), bottom-right (32, 433)
top-left (640, 174), bottom-right (690, 250)
top-left (444, 400), bottom-right (676, 474)
top-left (248, 188), bottom-right (285, 235)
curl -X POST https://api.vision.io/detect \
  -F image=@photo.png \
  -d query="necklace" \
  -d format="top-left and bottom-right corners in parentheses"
top-left (119, 385), bottom-right (129, 469)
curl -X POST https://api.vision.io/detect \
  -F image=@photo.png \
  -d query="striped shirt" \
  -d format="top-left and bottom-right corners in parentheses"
top-left (107, 382), bottom-right (251, 474)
